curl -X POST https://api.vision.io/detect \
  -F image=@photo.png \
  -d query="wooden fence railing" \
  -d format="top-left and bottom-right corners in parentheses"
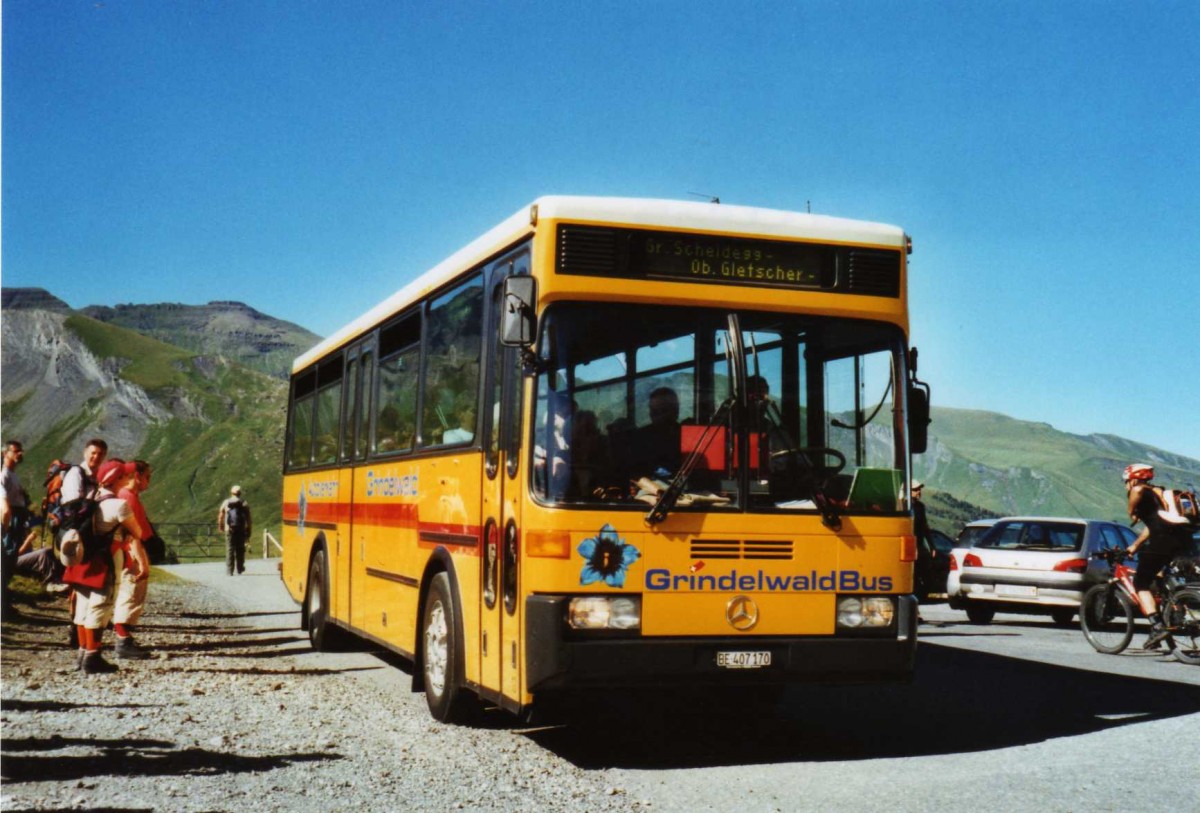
top-left (155, 524), bottom-right (282, 562)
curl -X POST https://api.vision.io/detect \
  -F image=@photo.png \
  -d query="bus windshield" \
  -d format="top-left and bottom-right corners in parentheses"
top-left (532, 303), bottom-right (910, 515)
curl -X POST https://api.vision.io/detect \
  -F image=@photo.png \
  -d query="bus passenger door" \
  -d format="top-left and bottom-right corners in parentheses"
top-left (480, 254), bottom-right (528, 706)
top-left (345, 339), bottom-right (374, 632)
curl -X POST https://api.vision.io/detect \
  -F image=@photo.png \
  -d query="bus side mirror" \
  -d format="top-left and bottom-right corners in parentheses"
top-left (500, 276), bottom-right (537, 347)
top-left (908, 382), bottom-right (930, 455)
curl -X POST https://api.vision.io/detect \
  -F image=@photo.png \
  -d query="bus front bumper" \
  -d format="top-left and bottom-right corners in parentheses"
top-left (525, 595), bottom-right (918, 692)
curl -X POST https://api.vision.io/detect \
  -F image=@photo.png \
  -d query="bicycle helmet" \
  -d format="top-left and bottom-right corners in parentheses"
top-left (1122, 463), bottom-right (1154, 483)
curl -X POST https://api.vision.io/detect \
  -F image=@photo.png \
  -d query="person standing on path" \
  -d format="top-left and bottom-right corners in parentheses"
top-left (113, 460), bottom-right (154, 659)
top-left (1, 440), bottom-right (29, 620)
top-left (217, 486), bottom-right (252, 576)
top-left (72, 459), bottom-right (145, 674)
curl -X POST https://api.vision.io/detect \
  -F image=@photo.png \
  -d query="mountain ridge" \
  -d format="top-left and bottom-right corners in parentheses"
top-left (3, 287), bottom-right (1198, 537)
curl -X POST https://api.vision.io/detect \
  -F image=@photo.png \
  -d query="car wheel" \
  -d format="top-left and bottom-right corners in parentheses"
top-left (1050, 608), bottom-right (1076, 627)
top-left (965, 603), bottom-right (995, 624)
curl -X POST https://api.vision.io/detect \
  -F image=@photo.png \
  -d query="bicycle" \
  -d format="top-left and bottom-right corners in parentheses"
top-left (1079, 548), bottom-right (1200, 665)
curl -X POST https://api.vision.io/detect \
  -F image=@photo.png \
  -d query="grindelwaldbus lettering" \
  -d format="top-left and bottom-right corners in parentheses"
top-left (366, 470), bottom-right (418, 498)
top-left (645, 568), bottom-right (894, 592)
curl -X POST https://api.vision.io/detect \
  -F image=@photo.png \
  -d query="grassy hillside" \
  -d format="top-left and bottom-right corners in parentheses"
top-left (135, 357), bottom-right (286, 530)
top-left (79, 300), bottom-right (320, 380)
top-left (65, 313), bottom-right (193, 392)
top-left (3, 316), bottom-right (287, 532)
top-left (920, 407), bottom-right (1200, 524)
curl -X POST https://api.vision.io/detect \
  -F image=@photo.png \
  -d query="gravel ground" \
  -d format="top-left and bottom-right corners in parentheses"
top-left (0, 560), bottom-right (641, 813)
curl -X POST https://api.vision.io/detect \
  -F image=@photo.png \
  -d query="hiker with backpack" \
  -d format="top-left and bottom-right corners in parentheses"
top-left (111, 460), bottom-right (155, 660)
top-left (217, 485), bottom-right (252, 576)
top-left (1122, 463), bottom-right (1196, 649)
top-left (59, 438), bottom-right (107, 504)
top-left (62, 458), bottom-right (146, 673)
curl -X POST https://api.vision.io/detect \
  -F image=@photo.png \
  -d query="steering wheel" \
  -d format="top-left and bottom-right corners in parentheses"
top-left (774, 446), bottom-right (847, 478)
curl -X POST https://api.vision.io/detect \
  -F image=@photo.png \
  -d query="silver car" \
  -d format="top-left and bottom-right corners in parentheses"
top-left (947, 517), bottom-right (1138, 626)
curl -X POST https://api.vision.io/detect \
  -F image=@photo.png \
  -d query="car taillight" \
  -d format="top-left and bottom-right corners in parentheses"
top-left (1053, 558), bottom-right (1088, 573)
top-left (949, 555), bottom-right (958, 571)
top-left (963, 553), bottom-right (983, 568)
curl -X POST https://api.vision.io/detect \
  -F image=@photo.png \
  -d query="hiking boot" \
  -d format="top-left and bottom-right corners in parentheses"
top-left (1144, 623), bottom-right (1171, 650)
top-left (114, 636), bottom-right (151, 660)
top-left (81, 650), bottom-right (119, 674)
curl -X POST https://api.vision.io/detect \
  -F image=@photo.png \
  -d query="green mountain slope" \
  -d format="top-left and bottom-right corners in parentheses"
top-left (2, 307), bottom-right (287, 531)
top-left (78, 299), bottom-right (320, 380)
top-left (918, 407), bottom-right (1200, 526)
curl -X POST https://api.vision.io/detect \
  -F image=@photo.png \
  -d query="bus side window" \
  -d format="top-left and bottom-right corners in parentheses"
top-left (377, 348), bottom-right (418, 453)
top-left (313, 355), bottom-right (343, 466)
top-left (287, 368), bottom-right (317, 470)
top-left (421, 275), bottom-right (484, 448)
top-left (376, 314), bottom-right (421, 455)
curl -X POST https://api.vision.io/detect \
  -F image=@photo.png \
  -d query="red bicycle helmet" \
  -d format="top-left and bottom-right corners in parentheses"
top-left (1122, 463), bottom-right (1154, 483)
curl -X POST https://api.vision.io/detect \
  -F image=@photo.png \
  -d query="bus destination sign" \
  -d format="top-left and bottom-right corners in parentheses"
top-left (632, 231), bottom-right (834, 290)
top-left (557, 225), bottom-right (842, 292)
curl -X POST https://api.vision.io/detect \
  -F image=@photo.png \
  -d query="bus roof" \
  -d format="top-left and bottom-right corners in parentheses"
top-left (293, 196), bottom-right (906, 373)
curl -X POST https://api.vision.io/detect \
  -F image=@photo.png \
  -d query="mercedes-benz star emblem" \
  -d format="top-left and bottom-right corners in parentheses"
top-left (725, 595), bottom-right (759, 631)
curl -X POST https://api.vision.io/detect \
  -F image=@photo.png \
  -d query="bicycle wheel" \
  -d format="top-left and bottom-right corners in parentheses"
top-left (1080, 583), bottom-right (1136, 654)
top-left (1164, 587), bottom-right (1200, 665)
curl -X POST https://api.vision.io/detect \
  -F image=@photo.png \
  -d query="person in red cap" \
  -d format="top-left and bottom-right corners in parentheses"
top-left (70, 457), bottom-right (144, 673)
top-left (113, 460), bottom-right (154, 660)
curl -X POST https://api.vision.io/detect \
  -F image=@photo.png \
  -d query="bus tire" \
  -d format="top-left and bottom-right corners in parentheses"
top-left (305, 547), bottom-right (334, 651)
top-left (422, 572), bottom-right (472, 723)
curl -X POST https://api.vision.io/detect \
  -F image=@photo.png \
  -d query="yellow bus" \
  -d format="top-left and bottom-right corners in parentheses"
top-left (281, 196), bottom-right (930, 722)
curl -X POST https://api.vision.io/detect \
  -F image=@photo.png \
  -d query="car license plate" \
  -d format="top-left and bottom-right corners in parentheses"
top-left (716, 651), bottom-right (772, 669)
top-left (996, 584), bottom-right (1037, 597)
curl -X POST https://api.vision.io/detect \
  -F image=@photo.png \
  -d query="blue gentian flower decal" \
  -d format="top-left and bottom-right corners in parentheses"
top-left (297, 484), bottom-right (307, 537)
top-left (578, 524), bottom-right (640, 587)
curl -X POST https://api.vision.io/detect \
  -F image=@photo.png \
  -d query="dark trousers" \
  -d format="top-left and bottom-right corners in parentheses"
top-left (17, 547), bottom-right (64, 584)
top-left (226, 531), bottom-right (248, 575)
top-left (1, 549), bottom-right (17, 611)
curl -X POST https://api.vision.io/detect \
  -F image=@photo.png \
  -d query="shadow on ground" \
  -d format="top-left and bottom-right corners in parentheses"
top-left (520, 643), bottom-right (1200, 769)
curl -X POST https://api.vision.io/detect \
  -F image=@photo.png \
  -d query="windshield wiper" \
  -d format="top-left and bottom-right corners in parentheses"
top-left (645, 397), bottom-right (735, 526)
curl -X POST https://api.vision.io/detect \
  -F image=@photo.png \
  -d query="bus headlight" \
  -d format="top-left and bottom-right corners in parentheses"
top-left (837, 596), bottom-right (895, 629)
top-left (568, 596), bottom-right (642, 630)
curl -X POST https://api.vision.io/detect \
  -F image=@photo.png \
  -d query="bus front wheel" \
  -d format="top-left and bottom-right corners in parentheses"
top-left (422, 572), bottom-right (472, 723)
top-left (305, 548), bottom-right (333, 651)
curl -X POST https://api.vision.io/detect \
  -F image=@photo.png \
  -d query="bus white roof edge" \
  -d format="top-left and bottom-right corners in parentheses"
top-left (532, 196), bottom-right (905, 246)
top-left (293, 196), bottom-right (905, 373)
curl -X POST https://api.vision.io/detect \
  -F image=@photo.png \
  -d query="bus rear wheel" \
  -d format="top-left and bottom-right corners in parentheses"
top-left (422, 573), bottom-right (473, 723)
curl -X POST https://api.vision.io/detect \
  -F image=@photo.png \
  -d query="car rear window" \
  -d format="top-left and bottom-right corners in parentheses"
top-left (977, 521), bottom-right (1084, 552)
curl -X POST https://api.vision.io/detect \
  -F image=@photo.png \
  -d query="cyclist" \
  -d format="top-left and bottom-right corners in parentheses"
top-left (1123, 463), bottom-right (1190, 648)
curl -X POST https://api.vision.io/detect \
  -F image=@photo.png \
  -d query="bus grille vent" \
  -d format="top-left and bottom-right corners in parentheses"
top-left (558, 226), bottom-right (620, 276)
top-left (846, 249), bottom-right (901, 297)
top-left (690, 540), bottom-right (793, 560)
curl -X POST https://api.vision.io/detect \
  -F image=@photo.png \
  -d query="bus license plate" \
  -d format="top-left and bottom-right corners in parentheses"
top-left (716, 651), bottom-right (771, 669)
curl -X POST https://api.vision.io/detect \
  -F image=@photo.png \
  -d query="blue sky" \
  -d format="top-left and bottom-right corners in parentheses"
top-left (4, 1), bottom-right (1199, 461)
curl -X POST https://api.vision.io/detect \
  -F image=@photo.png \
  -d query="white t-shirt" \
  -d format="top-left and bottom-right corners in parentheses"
top-left (60, 465), bottom-right (97, 503)
top-left (0, 465), bottom-right (25, 511)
